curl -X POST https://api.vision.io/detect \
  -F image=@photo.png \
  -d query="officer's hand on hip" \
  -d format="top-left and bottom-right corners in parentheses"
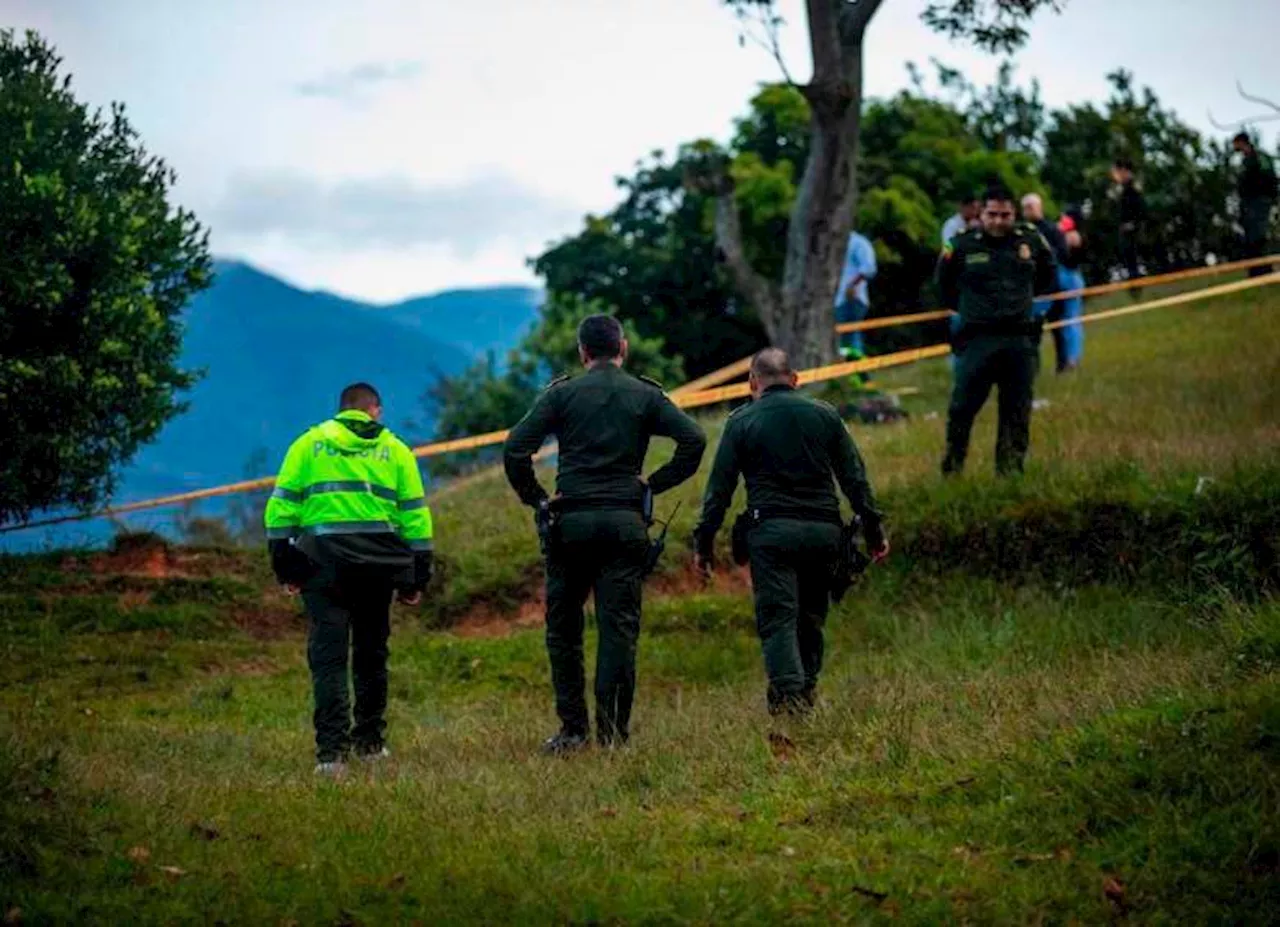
top-left (283, 583), bottom-right (301, 597)
top-left (396, 590), bottom-right (422, 606)
top-left (870, 541), bottom-right (890, 565)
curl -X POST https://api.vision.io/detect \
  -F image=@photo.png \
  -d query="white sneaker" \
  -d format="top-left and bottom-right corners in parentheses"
top-left (314, 760), bottom-right (347, 777)
top-left (357, 746), bottom-right (391, 763)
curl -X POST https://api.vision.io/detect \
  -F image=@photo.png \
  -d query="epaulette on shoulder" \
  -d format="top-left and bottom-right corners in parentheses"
top-left (542, 373), bottom-right (572, 392)
top-left (637, 374), bottom-right (665, 391)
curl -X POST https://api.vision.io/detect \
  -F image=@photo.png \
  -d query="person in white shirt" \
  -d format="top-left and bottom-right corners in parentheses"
top-left (833, 231), bottom-right (877, 363)
top-left (940, 195), bottom-right (981, 247)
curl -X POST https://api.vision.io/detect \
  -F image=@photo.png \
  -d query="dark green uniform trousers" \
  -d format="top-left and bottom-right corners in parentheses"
top-left (1242, 199), bottom-right (1274, 277)
top-left (944, 333), bottom-right (1039, 476)
top-left (544, 509), bottom-right (649, 744)
top-left (747, 519), bottom-right (842, 713)
top-left (301, 561), bottom-right (395, 763)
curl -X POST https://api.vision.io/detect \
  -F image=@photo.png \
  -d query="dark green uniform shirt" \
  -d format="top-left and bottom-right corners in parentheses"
top-left (503, 364), bottom-right (707, 509)
top-left (937, 224), bottom-right (1058, 327)
top-left (694, 385), bottom-right (884, 545)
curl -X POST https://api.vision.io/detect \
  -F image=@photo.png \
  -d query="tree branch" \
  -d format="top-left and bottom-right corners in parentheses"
top-left (712, 189), bottom-right (779, 335)
top-left (1237, 81), bottom-right (1280, 115)
top-left (733, 2), bottom-right (796, 86)
top-left (1208, 81), bottom-right (1280, 131)
top-left (839, 0), bottom-right (887, 46)
top-left (805, 0), bottom-right (844, 84)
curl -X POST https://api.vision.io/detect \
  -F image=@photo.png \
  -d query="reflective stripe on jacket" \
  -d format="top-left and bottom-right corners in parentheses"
top-left (264, 410), bottom-right (432, 564)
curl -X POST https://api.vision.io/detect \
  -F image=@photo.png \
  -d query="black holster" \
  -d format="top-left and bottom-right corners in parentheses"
top-left (831, 519), bottom-right (872, 603)
top-left (535, 501), bottom-right (561, 559)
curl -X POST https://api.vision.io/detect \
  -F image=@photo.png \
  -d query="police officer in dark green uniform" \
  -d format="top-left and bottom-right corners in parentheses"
top-left (503, 314), bottom-right (706, 753)
top-left (938, 184), bottom-right (1058, 477)
top-left (692, 349), bottom-right (888, 715)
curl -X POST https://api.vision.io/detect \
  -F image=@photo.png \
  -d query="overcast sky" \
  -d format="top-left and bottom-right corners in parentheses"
top-left (4, 0), bottom-right (1277, 302)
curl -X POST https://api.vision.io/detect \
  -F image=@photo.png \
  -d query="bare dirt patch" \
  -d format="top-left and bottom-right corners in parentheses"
top-left (450, 564), bottom-right (753, 638)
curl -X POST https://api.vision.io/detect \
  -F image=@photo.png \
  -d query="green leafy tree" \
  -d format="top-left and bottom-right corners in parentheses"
top-left (697, 0), bottom-right (1067, 368)
top-left (1042, 70), bottom-right (1240, 274)
top-left (536, 74), bottom-right (1057, 370)
top-left (531, 148), bottom-right (767, 378)
top-left (0, 30), bottom-right (211, 525)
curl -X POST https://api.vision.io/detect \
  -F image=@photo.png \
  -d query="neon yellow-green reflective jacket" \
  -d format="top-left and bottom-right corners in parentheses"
top-left (264, 411), bottom-right (433, 566)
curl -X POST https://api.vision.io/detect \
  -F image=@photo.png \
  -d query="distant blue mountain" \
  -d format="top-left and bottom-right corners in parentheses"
top-left (378, 286), bottom-right (543, 359)
top-left (2, 260), bottom-right (543, 550)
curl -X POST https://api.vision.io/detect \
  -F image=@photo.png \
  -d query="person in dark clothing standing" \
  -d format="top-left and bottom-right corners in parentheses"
top-left (1020, 192), bottom-right (1071, 323)
top-left (937, 185), bottom-right (1058, 477)
top-left (1232, 132), bottom-right (1277, 277)
top-left (1052, 204), bottom-right (1089, 372)
top-left (692, 348), bottom-right (888, 716)
top-left (503, 314), bottom-right (706, 754)
top-left (1111, 158), bottom-right (1147, 300)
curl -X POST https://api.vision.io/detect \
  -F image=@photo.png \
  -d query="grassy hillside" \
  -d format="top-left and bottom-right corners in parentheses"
top-left (1, 278), bottom-right (1278, 924)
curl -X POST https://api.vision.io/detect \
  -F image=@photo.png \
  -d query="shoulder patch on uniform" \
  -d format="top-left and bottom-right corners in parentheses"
top-left (542, 373), bottom-right (572, 392)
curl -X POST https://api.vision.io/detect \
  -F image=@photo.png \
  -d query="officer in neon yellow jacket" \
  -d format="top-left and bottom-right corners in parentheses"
top-left (264, 382), bottom-right (433, 774)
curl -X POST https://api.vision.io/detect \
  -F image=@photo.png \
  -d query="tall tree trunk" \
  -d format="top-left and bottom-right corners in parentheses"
top-left (712, 0), bottom-right (883, 370)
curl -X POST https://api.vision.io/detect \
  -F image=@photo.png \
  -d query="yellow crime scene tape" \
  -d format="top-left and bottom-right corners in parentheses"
top-left (3, 260), bottom-right (1277, 534)
top-left (833, 253), bottom-right (1280, 335)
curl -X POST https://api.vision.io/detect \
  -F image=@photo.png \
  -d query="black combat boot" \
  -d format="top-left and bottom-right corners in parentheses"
top-left (541, 728), bottom-right (590, 756)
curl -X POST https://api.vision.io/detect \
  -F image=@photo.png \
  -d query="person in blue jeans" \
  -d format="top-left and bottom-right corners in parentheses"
top-left (1052, 206), bottom-right (1087, 372)
top-left (834, 231), bottom-right (877, 375)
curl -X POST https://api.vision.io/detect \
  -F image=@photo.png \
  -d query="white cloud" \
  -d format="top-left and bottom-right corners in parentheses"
top-left (294, 60), bottom-right (424, 103)
top-left (213, 170), bottom-right (577, 256)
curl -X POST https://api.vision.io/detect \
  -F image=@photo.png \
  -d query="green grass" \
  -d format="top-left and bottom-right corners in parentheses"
top-left (2, 280), bottom-right (1279, 923)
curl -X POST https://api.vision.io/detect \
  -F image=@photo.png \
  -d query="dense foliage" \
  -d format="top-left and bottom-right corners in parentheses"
top-left (434, 63), bottom-right (1265, 439)
top-left (0, 31), bottom-right (211, 525)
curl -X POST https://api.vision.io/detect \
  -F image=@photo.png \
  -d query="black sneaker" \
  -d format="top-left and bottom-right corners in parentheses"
top-left (541, 730), bottom-right (589, 756)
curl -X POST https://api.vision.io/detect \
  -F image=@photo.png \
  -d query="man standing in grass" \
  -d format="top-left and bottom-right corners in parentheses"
top-left (833, 229), bottom-right (878, 379)
top-left (264, 383), bottom-right (434, 776)
top-left (692, 348), bottom-right (888, 716)
top-left (503, 314), bottom-right (706, 754)
top-left (938, 185), bottom-right (1058, 477)
top-left (1232, 132), bottom-right (1277, 277)
top-left (1110, 158), bottom-right (1147, 300)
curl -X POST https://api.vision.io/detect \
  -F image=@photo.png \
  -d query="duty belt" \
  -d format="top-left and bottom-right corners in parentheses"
top-left (551, 497), bottom-right (646, 515)
top-left (742, 505), bottom-right (842, 527)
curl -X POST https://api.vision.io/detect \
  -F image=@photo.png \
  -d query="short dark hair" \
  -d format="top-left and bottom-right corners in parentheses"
top-left (983, 184), bottom-right (1014, 206)
top-left (1233, 131), bottom-right (1252, 147)
top-left (1113, 156), bottom-right (1134, 171)
top-left (750, 347), bottom-right (792, 384)
top-left (577, 313), bottom-right (625, 360)
top-left (339, 382), bottom-right (381, 411)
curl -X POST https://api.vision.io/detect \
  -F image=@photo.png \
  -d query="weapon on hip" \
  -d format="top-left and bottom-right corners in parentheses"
top-left (643, 501), bottom-right (681, 578)
top-left (535, 500), bottom-right (559, 559)
top-left (830, 517), bottom-right (872, 603)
